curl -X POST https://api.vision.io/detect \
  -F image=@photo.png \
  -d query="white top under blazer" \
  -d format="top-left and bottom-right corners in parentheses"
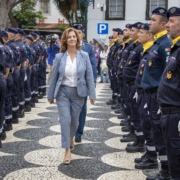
top-left (61, 53), bottom-right (78, 87)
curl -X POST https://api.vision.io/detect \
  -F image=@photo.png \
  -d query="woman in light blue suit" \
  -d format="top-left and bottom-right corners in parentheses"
top-left (47, 28), bottom-right (96, 165)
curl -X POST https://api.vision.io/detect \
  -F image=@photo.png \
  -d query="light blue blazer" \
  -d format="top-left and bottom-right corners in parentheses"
top-left (47, 50), bottom-right (96, 100)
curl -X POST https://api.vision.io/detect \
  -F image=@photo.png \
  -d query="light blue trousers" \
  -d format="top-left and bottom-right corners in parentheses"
top-left (56, 85), bottom-right (84, 148)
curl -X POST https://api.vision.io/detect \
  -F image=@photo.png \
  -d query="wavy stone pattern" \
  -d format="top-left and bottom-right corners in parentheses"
top-left (1, 84), bottom-right (154, 179)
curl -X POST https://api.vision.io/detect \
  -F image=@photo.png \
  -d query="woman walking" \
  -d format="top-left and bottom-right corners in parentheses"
top-left (47, 28), bottom-right (96, 165)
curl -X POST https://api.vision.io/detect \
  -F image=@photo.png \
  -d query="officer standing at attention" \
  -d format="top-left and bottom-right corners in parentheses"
top-left (106, 28), bottom-right (121, 106)
top-left (15, 28), bottom-right (28, 118)
top-left (6, 28), bottom-right (20, 126)
top-left (123, 22), bottom-right (145, 153)
top-left (141, 7), bottom-right (172, 180)
top-left (158, 7), bottom-right (180, 180)
top-left (134, 23), bottom-right (158, 170)
top-left (72, 25), bottom-right (97, 143)
top-left (0, 34), bottom-right (6, 148)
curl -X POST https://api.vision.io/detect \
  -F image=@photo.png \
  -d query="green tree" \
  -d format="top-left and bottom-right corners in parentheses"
top-left (12, 0), bottom-right (45, 29)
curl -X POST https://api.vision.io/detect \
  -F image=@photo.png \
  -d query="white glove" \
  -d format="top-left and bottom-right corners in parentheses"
top-left (178, 121), bottom-right (180, 136)
top-left (144, 103), bottom-right (147, 109)
top-left (133, 92), bottom-right (138, 103)
top-left (157, 109), bottom-right (161, 114)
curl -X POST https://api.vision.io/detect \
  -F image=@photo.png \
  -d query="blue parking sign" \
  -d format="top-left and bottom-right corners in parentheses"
top-left (97, 23), bottom-right (108, 34)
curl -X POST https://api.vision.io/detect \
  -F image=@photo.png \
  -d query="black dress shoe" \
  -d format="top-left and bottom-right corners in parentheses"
top-left (75, 136), bottom-right (81, 143)
top-left (121, 117), bottom-right (130, 123)
top-left (135, 155), bottom-right (158, 170)
top-left (0, 131), bottom-right (6, 140)
top-left (38, 93), bottom-right (44, 99)
top-left (0, 140), bottom-right (2, 148)
top-left (114, 109), bottom-right (123, 114)
top-left (134, 152), bottom-right (148, 163)
top-left (18, 110), bottom-right (25, 118)
top-left (111, 104), bottom-right (121, 110)
top-left (146, 169), bottom-right (173, 180)
top-left (4, 123), bottom-right (13, 131)
top-left (126, 141), bottom-right (145, 153)
top-left (25, 105), bottom-right (31, 112)
top-left (121, 125), bottom-right (131, 132)
top-left (123, 132), bottom-right (135, 137)
top-left (35, 97), bottom-right (39, 103)
top-left (99, 81), bottom-right (103, 83)
top-left (120, 134), bottom-right (136, 142)
top-left (117, 114), bottom-right (127, 119)
top-left (31, 102), bottom-right (35, 108)
top-left (12, 118), bottom-right (19, 124)
top-left (119, 121), bottom-right (129, 126)
top-left (42, 92), bottom-right (46, 96)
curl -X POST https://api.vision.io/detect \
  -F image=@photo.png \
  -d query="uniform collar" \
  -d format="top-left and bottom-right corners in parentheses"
top-left (172, 36), bottom-right (180, 47)
top-left (133, 39), bottom-right (138, 44)
top-left (125, 38), bottom-right (131, 43)
top-left (143, 41), bottom-right (154, 53)
top-left (154, 30), bottom-right (167, 42)
top-left (114, 37), bottom-right (119, 43)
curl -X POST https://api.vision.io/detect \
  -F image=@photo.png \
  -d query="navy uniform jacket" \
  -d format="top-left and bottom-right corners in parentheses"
top-left (113, 44), bottom-right (123, 73)
top-left (6, 40), bottom-right (21, 66)
top-left (30, 45), bottom-right (36, 65)
top-left (24, 42), bottom-right (32, 65)
top-left (15, 39), bottom-right (27, 64)
top-left (123, 41), bottom-right (143, 83)
top-left (107, 40), bottom-right (120, 68)
top-left (141, 34), bottom-right (172, 90)
top-left (40, 43), bottom-right (47, 69)
top-left (0, 43), bottom-right (6, 74)
top-left (31, 40), bottom-right (40, 64)
top-left (158, 39), bottom-right (180, 107)
top-left (117, 40), bottom-right (133, 78)
top-left (82, 41), bottom-right (97, 81)
top-left (135, 48), bottom-right (151, 89)
top-left (4, 44), bottom-right (14, 70)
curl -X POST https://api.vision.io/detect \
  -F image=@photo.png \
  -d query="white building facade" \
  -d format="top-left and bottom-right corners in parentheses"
top-left (34, 0), bottom-right (180, 42)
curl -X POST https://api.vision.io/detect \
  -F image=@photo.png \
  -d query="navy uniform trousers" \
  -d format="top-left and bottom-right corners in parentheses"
top-left (161, 112), bottom-right (180, 180)
top-left (146, 92), bottom-right (168, 169)
top-left (30, 66), bottom-right (37, 103)
top-left (24, 67), bottom-right (31, 107)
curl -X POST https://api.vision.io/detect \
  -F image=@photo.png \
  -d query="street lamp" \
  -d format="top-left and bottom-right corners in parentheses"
top-left (78, 0), bottom-right (95, 41)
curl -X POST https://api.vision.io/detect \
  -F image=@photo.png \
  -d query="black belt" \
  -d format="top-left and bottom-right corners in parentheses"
top-left (126, 81), bottom-right (135, 87)
top-left (136, 88), bottom-right (144, 95)
top-left (160, 106), bottom-right (180, 115)
top-left (144, 87), bottom-right (158, 94)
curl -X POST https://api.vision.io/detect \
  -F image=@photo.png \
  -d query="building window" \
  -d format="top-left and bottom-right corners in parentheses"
top-left (105, 0), bottom-right (125, 20)
top-left (146, 0), bottom-right (168, 20)
top-left (40, 0), bottom-right (50, 14)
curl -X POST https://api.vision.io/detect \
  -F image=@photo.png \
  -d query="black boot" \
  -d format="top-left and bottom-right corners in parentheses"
top-left (106, 99), bottom-right (116, 105)
top-left (42, 92), bottom-right (46, 96)
top-left (121, 125), bottom-right (131, 132)
top-left (31, 102), bottom-right (35, 108)
top-left (38, 93), bottom-right (43, 99)
top-left (126, 140), bottom-right (145, 153)
top-left (146, 168), bottom-right (173, 180)
top-left (12, 118), bottom-right (19, 124)
top-left (4, 123), bottom-right (13, 131)
top-left (18, 109), bottom-right (25, 118)
top-left (121, 117), bottom-right (130, 123)
top-left (114, 108), bottom-right (123, 114)
top-left (135, 154), bottom-right (158, 169)
top-left (25, 105), bottom-right (31, 112)
top-left (134, 152), bottom-right (148, 163)
top-left (117, 114), bottom-right (127, 119)
top-left (0, 140), bottom-right (2, 148)
top-left (120, 133), bottom-right (136, 142)
top-left (120, 121), bottom-right (129, 126)
top-left (35, 97), bottom-right (39, 103)
top-left (0, 130), bottom-right (6, 140)
top-left (111, 104), bottom-right (121, 110)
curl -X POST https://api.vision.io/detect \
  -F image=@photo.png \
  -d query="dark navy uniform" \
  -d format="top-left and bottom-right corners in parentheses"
top-left (157, 7), bottom-right (180, 179)
top-left (0, 42), bottom-right (7, 146)
top-left (141, 8), bottom-right (172, 174)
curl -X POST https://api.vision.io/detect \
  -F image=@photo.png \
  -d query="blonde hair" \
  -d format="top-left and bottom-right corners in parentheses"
top-left (60, 28), bottom-right (81, 52)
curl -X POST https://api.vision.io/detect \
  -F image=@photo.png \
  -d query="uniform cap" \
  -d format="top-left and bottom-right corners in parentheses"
top-left (34, 31), bottom-right (40, 35)
top-left (167, 7), bottom-right (180, 19)
top-left (125, 24), bottom-right (132, 29)
top-left (2, 31), bottom-right (8, 38)
top-left (7, 28), bottom-right (18, 34)
top-left (26, 36), bottom-right (33, 42)
top-left (152, 7), bottom-right (167, 17)
top-left (30, 32), bottom-right (37, 38)
top-left (131, 22), bottom-right (142, 29)
top-left (112, 28), bottom-right (123, 35)
top-left (0, 31), bottom-right (3, 37)
top-left (109, 36), bottom-right (113, 39)
top-left (39, 36), bottom-right (45, 41)
top-left (73, 25), bottom-right (84, 32)
top-left (140, 23), bottom-right (150, 31)
top-left (16, 28), bottom-right (25, 36)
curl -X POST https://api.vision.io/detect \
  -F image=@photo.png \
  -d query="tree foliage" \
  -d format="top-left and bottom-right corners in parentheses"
top-left (12, 0), bottom-right (45, 29)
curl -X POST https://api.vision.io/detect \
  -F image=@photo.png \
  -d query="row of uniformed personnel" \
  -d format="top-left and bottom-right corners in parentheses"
top-left (106, 6), bottom-right (180, 180)
top-left (0, 28), bottom-right (47, 148)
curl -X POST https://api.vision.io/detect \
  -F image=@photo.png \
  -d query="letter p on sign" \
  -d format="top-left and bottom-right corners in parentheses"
top-left (98, 23), bottom-right (108, 34)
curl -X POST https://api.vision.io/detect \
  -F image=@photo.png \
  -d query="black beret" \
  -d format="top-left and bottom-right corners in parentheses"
top-left (26, 36), bottom-right (33, 42)
top-left (112, 28), bottom-right (123, 35)
top-left (7, 28), bottom-right (18, 34)
top-left (125, 24), bottom-right (132, 29)
top-left (109, 36), bottom-right (113, 39)
top-left (140, 23), bottom-right (150, 31)
top-left (73, 25), bottom-right (84, 32)
top-left (167, 7), bottom-right (180, 19)
top-left (152, 7), bottom-right (167, 17)
top-left (131, 22), bottom-right (142, 29)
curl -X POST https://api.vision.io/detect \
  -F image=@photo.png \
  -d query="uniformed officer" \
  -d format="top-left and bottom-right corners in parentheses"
top-left (123, 22), bottom-right (145, 153)
top-left (1, 31), bottom-right (14, 140)
top-left (38, 36), bottom-right (47, 98)
top-left (106, 28), bottom-right (121, 105)
top-left (134, 23), bottom-right (158, 170)
top-left (15, 28), bottom-right (28, 118)
top-left (141, 7), bottom-right (172, 180)
top-left (157, 7), bottom-right (180, 180)
top-left (72, 25), bottom-right (97, 143)
top-left (6, 28), bottom-right (20, 126)
top-left (0, 32), bottom-right (7, 147)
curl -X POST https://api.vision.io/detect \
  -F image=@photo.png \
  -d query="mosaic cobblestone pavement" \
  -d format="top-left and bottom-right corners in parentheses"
top-left (0, 83), bottom-right (158, 180)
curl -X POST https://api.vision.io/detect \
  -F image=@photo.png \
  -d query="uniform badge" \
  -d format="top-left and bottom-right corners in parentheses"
top-left (120, 65), bottom-right (123, 69)
top-left (140, 69), bottom-right (143, 75)
top-left (128, 60), bottom-right (131, 65)
top-left (170, 7), bottom-right (176, 13)
top-left (112, 52), bottom-right (114, 54)
top-left (124, 60), bottom-right (126, 62)
top-left (159, 9), bottom-right (165, 13)
top-left (148, 60), bottom-right (152, 67)
top-left (118, 56), bottom-right (120, 60)
top-left (167, 71), bottom-right (172, 79)
top-left (141, 63), bottom-right (144, 67)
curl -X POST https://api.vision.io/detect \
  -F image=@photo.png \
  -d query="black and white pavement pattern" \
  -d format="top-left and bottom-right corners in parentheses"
top-left (0, 83), bottom-right (158, 180)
